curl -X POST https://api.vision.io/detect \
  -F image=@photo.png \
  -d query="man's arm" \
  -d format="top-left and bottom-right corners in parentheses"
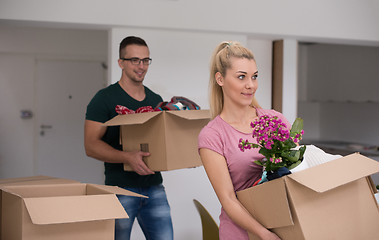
top-left (84, 119), bottom-right (154, 175)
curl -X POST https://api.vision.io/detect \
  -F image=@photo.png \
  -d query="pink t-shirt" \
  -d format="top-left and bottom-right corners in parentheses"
top-left (198, 108), bottom-right (291, 240)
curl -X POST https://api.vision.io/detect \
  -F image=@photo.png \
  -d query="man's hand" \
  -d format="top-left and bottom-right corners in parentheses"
top-left (125, 151), bottom-right (154, 175)
top-left (85, 119), bottom-right (154, 175)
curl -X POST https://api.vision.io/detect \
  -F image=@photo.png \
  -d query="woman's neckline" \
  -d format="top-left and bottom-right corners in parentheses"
top-left (218, 107), bottom-right (260, 134)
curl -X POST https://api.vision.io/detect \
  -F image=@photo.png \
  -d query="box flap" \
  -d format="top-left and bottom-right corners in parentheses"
top-left (288, 153), bottom-right (379, 193)
top-left (0, 176), bottom-right (78, 188)
top-left (0, 178), bottom-right (79, 190)
top-left (103, 111), bottom-right (161, 126)
top-left (87, 184), bottom-right (148, 198)
top-left (237, 178), bottom-right (293, 229)
top-left (23, 194), bottom-right (128, 225)
top-left (0, 175), bottom-right (53, 185)
top-left (166, 110), bottom-right (211, 120)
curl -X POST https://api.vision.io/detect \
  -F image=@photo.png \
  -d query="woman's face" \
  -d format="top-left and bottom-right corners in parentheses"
top-left (217, 57), bottom-right (258, 107)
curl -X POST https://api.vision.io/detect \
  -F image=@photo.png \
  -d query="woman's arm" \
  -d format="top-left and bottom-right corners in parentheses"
top-left (199, 148), bottom-right (280, 240)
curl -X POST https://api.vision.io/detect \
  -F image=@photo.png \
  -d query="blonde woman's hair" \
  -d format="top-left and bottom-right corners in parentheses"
top-left (209, 41), bottom-right (261, 119)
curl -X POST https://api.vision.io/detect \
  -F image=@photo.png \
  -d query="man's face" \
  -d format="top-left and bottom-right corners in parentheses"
top-left (118, 44), bottom-right (150, 84)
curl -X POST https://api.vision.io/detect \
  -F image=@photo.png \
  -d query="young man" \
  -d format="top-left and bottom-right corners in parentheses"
top-left (84, 36), bottom-right (173, 240)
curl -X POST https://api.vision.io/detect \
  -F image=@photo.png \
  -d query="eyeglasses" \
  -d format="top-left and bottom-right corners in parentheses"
top-left (120, 57), bottom-right (152, 65)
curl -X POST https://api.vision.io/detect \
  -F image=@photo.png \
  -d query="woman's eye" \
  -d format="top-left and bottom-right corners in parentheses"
top-left (238, 75), bottom-right (245, 80)
top-left (252, 74), bottom-right (258, 80)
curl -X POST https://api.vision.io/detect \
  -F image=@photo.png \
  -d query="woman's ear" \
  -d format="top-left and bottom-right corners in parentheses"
top-left (215, 72), bottom-right (223, 86)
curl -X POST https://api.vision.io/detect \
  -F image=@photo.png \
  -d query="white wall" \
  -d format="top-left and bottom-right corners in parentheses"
top-left (0, 25), bottom-right (107, 59)
top-left (247, 38), bottom-right (273, 109)
top-left (1, 0), bottom-right (379, 45)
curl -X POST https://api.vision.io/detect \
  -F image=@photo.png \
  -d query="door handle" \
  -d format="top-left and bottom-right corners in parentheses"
top-left (40, 124), bottom-right (52, 136)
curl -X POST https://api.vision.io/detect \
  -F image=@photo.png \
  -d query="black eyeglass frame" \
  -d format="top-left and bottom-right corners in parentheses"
top-left (120, 57), bottom-right (152, 65)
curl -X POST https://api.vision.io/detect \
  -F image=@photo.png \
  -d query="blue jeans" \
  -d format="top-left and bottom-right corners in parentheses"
top-left (115, 184), bottom-right (173, 240)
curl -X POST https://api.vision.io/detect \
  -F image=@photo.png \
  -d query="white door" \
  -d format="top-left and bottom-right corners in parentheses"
top-left (0, 54), bottom-right (35, 178)
top-left (35, 59), bottom-right (106, 184)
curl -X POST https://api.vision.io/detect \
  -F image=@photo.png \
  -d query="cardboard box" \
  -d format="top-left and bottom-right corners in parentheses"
top-left (1, 182), bottom-right (146, 240)
top-left (104, 110), bottom-right (210, 171)
top-left (237, 153), bottom-right (379, 240)
top-left (0, 175), bottom-right (80, 239)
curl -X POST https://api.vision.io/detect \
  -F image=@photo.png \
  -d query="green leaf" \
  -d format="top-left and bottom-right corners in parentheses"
top-left (259, 148), bottom-right (272, 158)
top-left (290, 118), bottom-right (303, 136)
top-left (281, 150), bottom-right (300, 162)
top-left (254, 160), bottom-right (264, 166)
top-left (283, 139), bottom-right (296, 149)
top-left (299, 145), bottom-right (306, 159)
top-left (248, 143), bottom-right (260, 149)
top-left (288, 160), bottom-right (302, 170)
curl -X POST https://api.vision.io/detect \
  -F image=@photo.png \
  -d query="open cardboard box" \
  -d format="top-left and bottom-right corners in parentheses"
top-left (237, 153), bottom-right (379, 240)
top-left (1, 182), bottom-right (146, 240)
top-left (104, 110), bottom-right (210, 171)
top-left (0, 175), bottom-right (80, 238)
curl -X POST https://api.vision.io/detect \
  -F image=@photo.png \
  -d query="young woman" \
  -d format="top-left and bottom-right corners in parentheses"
top-left (198, 41), bottom-right (290, 240)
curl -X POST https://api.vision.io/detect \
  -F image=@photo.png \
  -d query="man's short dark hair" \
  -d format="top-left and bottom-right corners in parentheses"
top-left (119, 36), bottom-right (148, 58)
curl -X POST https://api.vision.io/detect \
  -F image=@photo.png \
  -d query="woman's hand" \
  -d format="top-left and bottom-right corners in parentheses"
top-left (258, 230), bottom-right (281, 240)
